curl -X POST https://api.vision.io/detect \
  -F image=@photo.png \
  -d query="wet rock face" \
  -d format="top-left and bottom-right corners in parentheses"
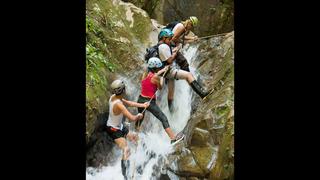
top-left (126, 0), bottom-right (234, 36)
top-left (170, 148), bottom-right (204, 177)
top-left (190, 144), bottom-right (217, 174)
top-left (190, 128), bottom-right (210, 147)
top-left (86, 0), bottom-right (162, 167)
top-left (86, 0), bottom-right (160, 141)
top-left (170, 32), bottom-right (234, 179)
top-left (160, 0), bottom-right (234, 36)
top-left (86, 112), bottom-right (115, 167)
top-left (86, 1), bottom-right (234, 178)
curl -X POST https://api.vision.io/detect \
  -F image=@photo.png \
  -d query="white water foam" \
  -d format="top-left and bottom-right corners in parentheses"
top-left (86, 44), bottom-right (199, 180)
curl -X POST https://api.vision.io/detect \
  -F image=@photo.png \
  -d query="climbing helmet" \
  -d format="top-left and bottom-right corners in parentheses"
top-left (189, 16), bottom-right (199, 26)
top-left (110, 79), bottom-right (126, 95)
top-left (148, 57), bottom-right (163, 69)
top-left (158, 28), bottom-right (174, 40)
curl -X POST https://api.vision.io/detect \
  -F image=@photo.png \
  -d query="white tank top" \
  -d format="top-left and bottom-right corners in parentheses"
top-left (106, 96), bottom-right (124, 130)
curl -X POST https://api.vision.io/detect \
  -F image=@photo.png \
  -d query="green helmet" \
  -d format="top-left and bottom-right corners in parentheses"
top-left (158, 28), bottom-right (174, 40)
top-left (189, 16), bottom-right (199, 26)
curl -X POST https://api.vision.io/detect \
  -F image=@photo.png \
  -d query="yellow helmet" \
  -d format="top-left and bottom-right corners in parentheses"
top-left (189, 16), bottom-right (199, 26)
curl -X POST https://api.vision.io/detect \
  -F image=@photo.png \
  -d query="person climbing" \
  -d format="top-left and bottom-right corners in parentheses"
top-left (164, 16), bottom-right (200, 72)
top-left (157, 28), bottom-right (211, 110)
top-left (135, 57), bottom-right (185, 144)
top-left (105, 79), bottom-right (150, 179)
top-left (170, 16), bottom-right (199, 45)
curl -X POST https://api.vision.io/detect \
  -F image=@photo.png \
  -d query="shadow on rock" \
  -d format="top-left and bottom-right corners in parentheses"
top-left (86, 112), bottom-right (115, 167)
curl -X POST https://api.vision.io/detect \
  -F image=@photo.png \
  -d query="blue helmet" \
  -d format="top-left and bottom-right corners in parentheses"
top-left (148, 57), bottom-right (163, 69)
top-left (158, 28), bottom-right (174, 40)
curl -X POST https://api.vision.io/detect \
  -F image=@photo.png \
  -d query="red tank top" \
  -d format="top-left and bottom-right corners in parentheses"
top-left (141, 72), bottom-right (157, 99)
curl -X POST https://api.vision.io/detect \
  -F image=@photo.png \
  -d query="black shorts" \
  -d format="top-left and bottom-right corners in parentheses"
top-left (106, 125), bottom-right (129, 140)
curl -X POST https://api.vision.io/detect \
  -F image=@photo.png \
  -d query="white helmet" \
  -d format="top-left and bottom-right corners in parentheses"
top-left (110, 79), bottom-right (125, 95)
top-left (148, 57), bottom-right (162, 68)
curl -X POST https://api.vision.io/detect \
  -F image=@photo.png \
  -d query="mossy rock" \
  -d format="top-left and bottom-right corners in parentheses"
top-left (190, 143), bottom-right (217, 174)
top-left (178, 32), bottom-right (234, 179)
top-left (209, 116), bottom-right (234, 180)
top-left (190, 127), bottom-right (210, 147)
top-left (176, 150), bottom-right (204, 177)
top-left (195, 119), bottom-right (208, 130)
top-left (187, 177), bottom-right (200, 180)
top-left (86, 0), bottom-right (155, 139)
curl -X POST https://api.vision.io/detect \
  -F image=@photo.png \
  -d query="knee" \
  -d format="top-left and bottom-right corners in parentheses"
top-left (187, 73), bottom-right (194, 82)
top-left (162, 119), bottom-right (170, 129)
top-left (163, 121), bottom-right (170, 129)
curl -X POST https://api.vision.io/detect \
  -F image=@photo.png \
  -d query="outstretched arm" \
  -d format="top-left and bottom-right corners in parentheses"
top-left (122, 99), bottom-right (149, 108)
top-left (168, 53), bottom-right (178, 64)
top-left (116, 103), bottom-right (143, 121)
top-left (152, 66), bottom-right (169, 90)
top-left (184, 35), bottom-right (198, 43)
top-left (181, 29), bottom-right (198, 42)
top-left (156, 65), bottom-right (170, 77)
top-left (159, 45), bottom-right (179, 64)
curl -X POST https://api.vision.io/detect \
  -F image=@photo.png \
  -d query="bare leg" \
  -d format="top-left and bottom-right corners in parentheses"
top-left (127, 132), bottom-right (139, 145)
top-left (167, 79), bottom-right (175, 102)
top-left (164, 127), bottom-right (176, 140)
top-left (186, 72), bottom-right (195, 83)
top-left (114, 137), bottom-right (130, 160)
top-left (171, 69), bottom-right (210, 99)
top-left (174, 70), bottom-right (195, 83)
top-left (115, 138), bottom-right (130, 179)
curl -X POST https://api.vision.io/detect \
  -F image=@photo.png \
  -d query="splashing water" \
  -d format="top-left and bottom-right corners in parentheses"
top-left (86, 44), bottom-right (199, 180)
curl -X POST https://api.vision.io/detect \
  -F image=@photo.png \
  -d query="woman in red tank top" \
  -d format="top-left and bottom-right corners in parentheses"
top-left (136, 57), bottom-right (185, 144)
top-left (140, 71), bottom-right (158, 99)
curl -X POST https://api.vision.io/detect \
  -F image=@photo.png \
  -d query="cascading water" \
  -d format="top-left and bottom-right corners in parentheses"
top-left (86, 44), bottom-right (200, 180)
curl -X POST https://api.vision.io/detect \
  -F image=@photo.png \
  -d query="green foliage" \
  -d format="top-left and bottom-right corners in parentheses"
top-left (86, 13), bottom-right (115, 116)
top-left (85, 0), bottom-right (152, 139)
top-left (87, 43), bottom-right (115, 71)
top-left (86, 15), bottom-right (97, 34)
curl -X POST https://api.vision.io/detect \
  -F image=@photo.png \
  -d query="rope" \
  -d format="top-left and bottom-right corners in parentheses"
top-left (141, 93), bottom-right (156, 114)
top-left (198, 32), bottom-right (229, 40)
top-left (130, 67), bottom-right (170, 179)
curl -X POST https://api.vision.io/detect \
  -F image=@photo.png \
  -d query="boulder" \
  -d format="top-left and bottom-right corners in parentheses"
top-left (190, 143), bottom-right (217, 174)
top-left (190, 127), bottom-right (210, 147)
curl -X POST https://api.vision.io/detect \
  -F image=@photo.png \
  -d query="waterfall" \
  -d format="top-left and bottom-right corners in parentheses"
top-left (86, 44), bottom-right (199, 180)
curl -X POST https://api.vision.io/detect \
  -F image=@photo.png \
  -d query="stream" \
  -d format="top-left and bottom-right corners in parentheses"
top-left (87, 44), bottom-right (200, 180)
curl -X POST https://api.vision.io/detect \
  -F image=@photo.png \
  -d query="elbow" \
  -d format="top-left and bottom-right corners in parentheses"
top-left (129, 116), bottom-right (136, 121)
top-left (167, 57), bottom-right (174, 64)
top-left (126, 114), bottom-right (136, 121)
